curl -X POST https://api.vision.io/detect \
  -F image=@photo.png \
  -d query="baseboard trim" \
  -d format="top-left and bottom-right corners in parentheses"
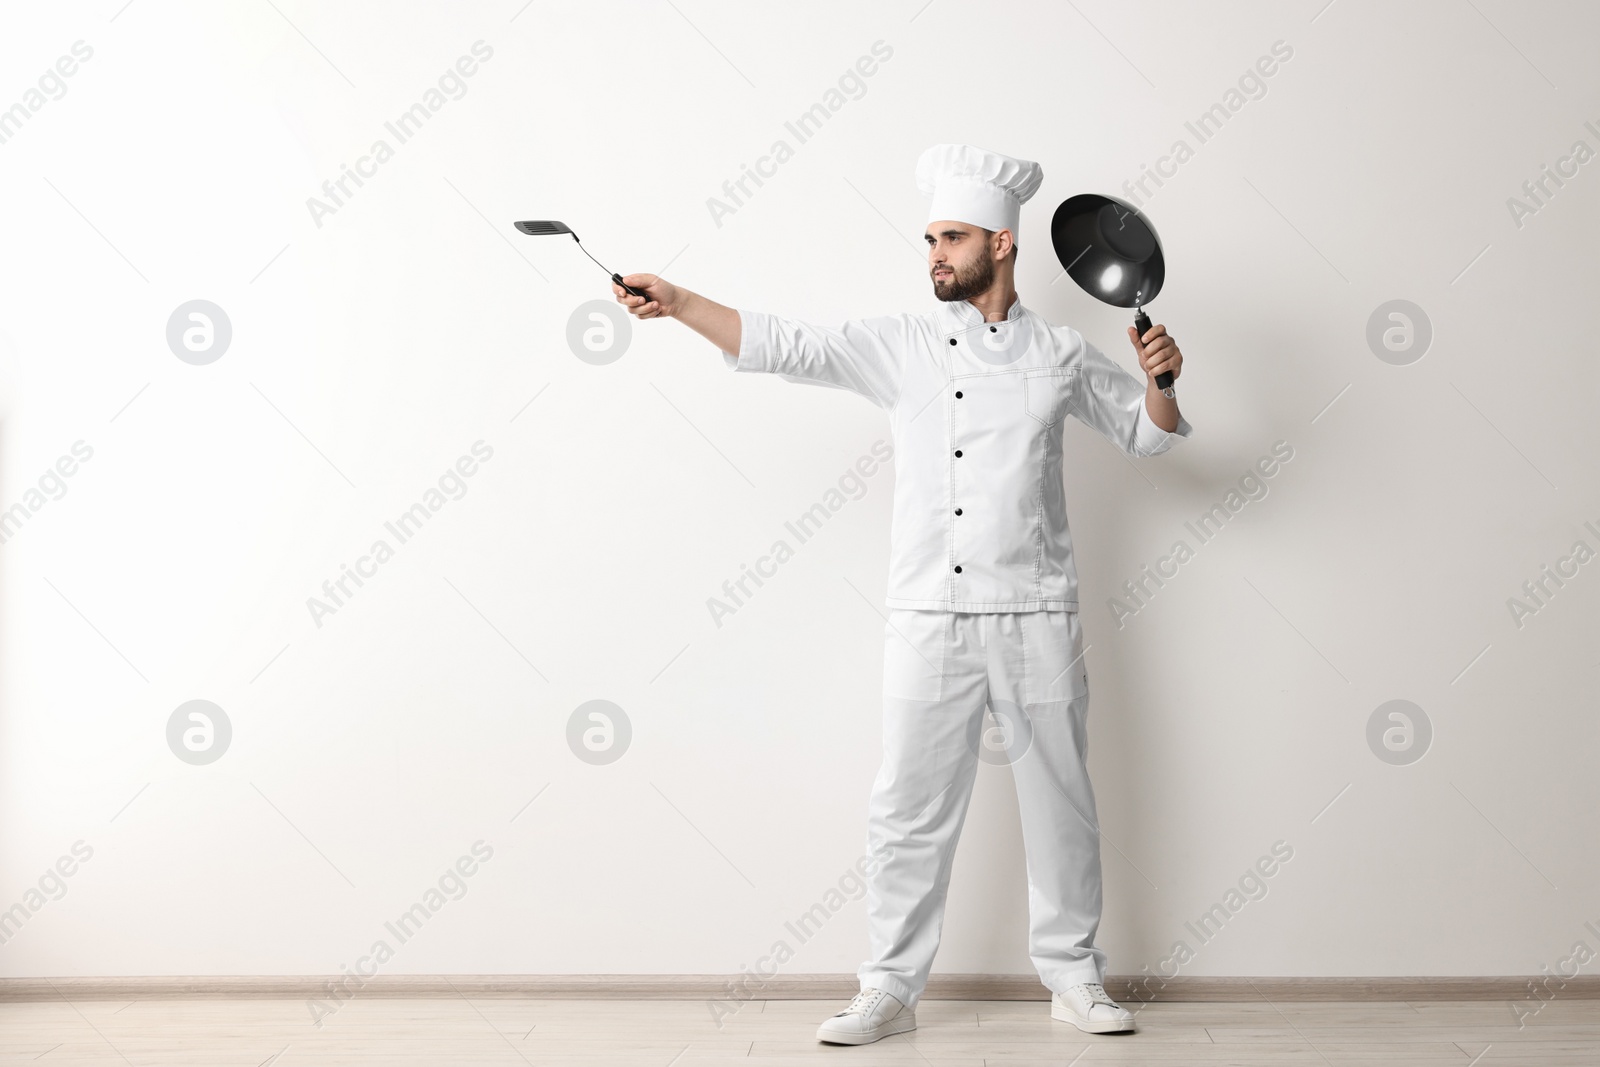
top-left (2, 974), bottom-right (1594, 1002)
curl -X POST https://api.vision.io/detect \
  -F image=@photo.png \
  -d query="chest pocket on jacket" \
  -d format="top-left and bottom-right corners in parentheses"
top-left (1023, 368), bottom-right (1077, 427)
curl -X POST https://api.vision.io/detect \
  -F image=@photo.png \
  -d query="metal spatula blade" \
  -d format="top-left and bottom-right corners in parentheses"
top-left (512, 219), bottom-right (649, 299)
top-left (514, 220), bottom-right (573, 236)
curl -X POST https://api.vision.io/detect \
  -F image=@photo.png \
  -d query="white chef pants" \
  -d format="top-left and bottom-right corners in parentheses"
top-left (857, 608), bottom-right (1106, 1011)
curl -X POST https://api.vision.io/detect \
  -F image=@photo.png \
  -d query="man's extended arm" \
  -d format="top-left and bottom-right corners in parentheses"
top-left (610, 273), bottom-right (902, 408)
top-left (612, 273), bottom-right (740, 356)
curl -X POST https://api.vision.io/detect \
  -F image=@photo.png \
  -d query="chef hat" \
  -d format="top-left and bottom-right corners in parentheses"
top-left (916, 143), bottom-right (1044, 236)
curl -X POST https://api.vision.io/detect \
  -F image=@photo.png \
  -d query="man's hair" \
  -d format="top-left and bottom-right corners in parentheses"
top-left (979, 227), bottom-right (1019, 264)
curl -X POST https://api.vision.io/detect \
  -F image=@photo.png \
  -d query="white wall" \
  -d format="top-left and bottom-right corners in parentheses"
top-left (2, 0), bottom-right (1597, 985)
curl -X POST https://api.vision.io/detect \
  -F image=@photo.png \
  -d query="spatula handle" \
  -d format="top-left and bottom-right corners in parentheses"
top-left (612, 273), bottom-right (650, 300)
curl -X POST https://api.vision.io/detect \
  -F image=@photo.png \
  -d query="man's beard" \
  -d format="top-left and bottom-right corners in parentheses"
top-left (932, 253), bottom-right (995, 302)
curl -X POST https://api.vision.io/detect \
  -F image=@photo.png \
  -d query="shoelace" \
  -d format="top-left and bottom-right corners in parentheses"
top-left (1078, 982), bottom-right (1118, 1008)
top-left (838, 989), bottom-right (886, 1017)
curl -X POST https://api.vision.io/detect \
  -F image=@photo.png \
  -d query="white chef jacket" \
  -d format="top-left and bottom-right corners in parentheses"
top-left (720, 294), bottom-right (1194, 612)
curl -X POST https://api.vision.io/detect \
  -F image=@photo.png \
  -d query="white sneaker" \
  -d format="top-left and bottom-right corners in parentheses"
top-left (815, 987), bottom-right (916, 1045)
top-left (1051, 982), bottom-right (1136, 1033)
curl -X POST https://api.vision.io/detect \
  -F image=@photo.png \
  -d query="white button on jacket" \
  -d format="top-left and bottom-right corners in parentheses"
top-left (721, 295), bottom-right (1194, 613)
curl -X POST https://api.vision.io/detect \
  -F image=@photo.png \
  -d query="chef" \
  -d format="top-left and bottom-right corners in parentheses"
top-left (613, 143), bottom-right (1192, 1045)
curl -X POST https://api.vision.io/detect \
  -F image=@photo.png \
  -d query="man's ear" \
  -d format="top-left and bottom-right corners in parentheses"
top-left (994, 228), bottom-right (1016, 262)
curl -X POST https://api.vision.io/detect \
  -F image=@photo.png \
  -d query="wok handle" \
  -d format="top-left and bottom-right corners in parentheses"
top-left (1135, 309), bottom-right (1176, 396)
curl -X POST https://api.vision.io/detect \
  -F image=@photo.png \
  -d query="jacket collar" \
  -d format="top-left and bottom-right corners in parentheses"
top-left (938, 292), bottom-right (1026, 329)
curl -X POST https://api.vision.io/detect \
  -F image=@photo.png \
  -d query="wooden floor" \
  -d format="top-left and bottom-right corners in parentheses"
top-left (2, 995), bottom-right (1598, 1065)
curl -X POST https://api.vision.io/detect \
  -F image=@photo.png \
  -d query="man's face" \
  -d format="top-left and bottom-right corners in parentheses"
top-left (926, 222), bottom-right (997, 302)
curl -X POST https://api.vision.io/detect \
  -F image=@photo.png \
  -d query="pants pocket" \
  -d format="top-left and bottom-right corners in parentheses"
top-left (882, 609), bottom-right (947, 702)
top-left (1024, 610), bottom-right (1089, 705)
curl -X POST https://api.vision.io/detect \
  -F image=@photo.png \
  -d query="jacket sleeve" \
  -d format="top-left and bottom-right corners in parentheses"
top-left (1068, 336), bottom-right (1194, 458)
top-left (719, 309), bottom-right (903, 409)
